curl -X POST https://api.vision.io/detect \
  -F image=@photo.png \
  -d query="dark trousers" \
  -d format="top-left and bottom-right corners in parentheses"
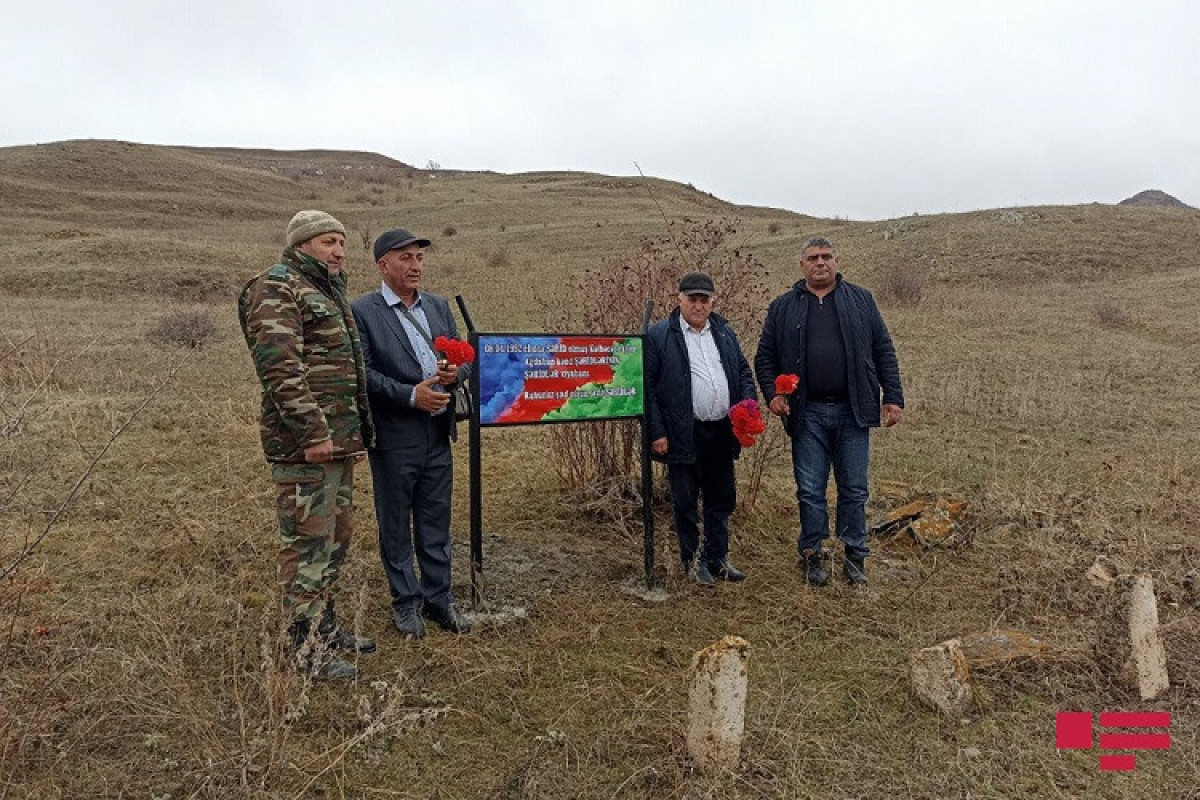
top-left (668, 419), bottom-right (737, 568)
top-left (368, 420), bottom-right (454, 612)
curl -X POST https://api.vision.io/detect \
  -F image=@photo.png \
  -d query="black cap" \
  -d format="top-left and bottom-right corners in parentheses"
top-left (373, 228), bottom-right (431, 261)
top-left (678, 272), bottom-right (715, 296)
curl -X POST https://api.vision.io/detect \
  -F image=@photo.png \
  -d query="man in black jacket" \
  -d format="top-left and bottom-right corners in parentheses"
top-left (755, 237), bottom-right (904, 587)
top-left (645, 272), bottom-right (758, 586)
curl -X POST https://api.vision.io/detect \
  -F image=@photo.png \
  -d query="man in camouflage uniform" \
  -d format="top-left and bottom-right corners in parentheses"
top-left (238, 209), bottom-right (376, 681)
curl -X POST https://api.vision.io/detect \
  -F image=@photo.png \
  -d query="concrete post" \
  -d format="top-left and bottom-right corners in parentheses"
top-left (687, 636), bottom-right (750, 773)
top-left (1098, 574), bottom-right (1170, 699)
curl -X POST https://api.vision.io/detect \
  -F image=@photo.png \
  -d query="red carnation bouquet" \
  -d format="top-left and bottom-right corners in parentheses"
top-left (729, 398), bottom-right (767, 447)
top-left (433, 335), bottom-right (476, 366)
top-left (774, 373), bottom-right (800, 396)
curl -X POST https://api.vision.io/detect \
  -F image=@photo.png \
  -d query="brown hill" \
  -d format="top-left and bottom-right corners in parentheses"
top-left (3, 139), bottom-right (1199, 320)
top-left (1118, 188), bottom-right (1193, 208)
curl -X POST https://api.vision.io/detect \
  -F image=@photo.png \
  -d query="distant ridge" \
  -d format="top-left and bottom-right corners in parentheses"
top-left (1118, 189), bottom-right (1193, 209)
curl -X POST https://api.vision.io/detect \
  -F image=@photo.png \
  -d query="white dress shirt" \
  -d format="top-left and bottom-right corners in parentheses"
top-left (381, 282), bottom-right (445, 414)
top-left (679, 315), bottom-right (730, 421)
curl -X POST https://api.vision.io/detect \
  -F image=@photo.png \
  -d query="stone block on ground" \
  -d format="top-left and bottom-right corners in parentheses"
top-left (959, 629), bottom-right (1045, 669)
top-left (687, 636), bottom-right (750, 773)
top-left (870, 492), bottom-right (967, 547)
top-left (1096, 574), bottom-right (1170, 699)
top-left (1085, 556), bottom-right (1118, 588)
top-left (910, 638), bottom-right (973, 716)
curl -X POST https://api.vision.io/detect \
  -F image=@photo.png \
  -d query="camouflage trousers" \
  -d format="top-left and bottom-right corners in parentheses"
top-left (271, 458), bottom-right (355, 623)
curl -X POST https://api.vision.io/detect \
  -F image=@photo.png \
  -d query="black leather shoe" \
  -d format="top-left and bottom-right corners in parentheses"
top-left (708, 560), bottom-right (746, 582)
top-left (843, 555), bottom-right (868, 586)
top-left (801, 551), bottom-right (829, 587)
top-left (693, 561), bottom-right (716, 587)
top-left (424, 603), bottom-right (472, 634)
top-left (319, 600), bottom-right (377, 653)
top-left (393, 605), bottom-right (426, 639)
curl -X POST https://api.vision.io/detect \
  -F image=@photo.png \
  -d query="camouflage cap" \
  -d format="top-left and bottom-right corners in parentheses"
top-left (286, 210), bottom-right (346, 248)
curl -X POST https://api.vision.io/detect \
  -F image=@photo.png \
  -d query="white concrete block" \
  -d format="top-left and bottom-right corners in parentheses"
top-left (687, 636), bottom-right (750, 773)
top-left (1097, 573), bottom-right (1170, 700)
top-left (1126, 575), bottom-right (1170, 700)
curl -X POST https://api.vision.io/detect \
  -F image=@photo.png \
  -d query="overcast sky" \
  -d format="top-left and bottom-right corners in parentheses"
top-left (4, 0), bottom-right (1197, 220)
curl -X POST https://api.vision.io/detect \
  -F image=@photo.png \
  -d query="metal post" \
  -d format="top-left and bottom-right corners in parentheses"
top-left (457, 296), bottom-right (483, 609)
top-left (640, 299), bottom-right (655, 589)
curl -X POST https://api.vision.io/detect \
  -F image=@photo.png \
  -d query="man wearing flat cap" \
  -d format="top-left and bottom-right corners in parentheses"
top-left (238, 210), bottom-right (376, 681)
top-left (351, 229), bottom-right (472, 638)
top-left (645, 272), bottom-right (757, 585)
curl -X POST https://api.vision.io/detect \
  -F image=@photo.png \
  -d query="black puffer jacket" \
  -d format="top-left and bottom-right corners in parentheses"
top-left (644, 309), bottom-right (757, 464)
top-left (754, 275), bottom-right (904, 434)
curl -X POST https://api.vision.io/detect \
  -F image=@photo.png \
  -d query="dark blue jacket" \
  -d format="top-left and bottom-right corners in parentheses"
top-left (754, 275), bottom-right (904, 434)
top-left (644, 309), bottom-right (757, 464)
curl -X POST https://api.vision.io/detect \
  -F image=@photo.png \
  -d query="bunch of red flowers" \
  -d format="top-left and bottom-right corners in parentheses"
top-left (774, 373), bottom-right (800, 395)
top-left (729, 398), bottom-right (767, 447)
top-left (434, 336), bottom-right (476, 366)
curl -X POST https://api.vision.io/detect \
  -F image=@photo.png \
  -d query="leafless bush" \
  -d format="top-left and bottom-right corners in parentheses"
top-left (876, 262), bottom-right (927, 306)
top-left (767, 221), bottom-right (781, 235)
top-left (541, 218), bottom-right (771, 509)
top-left (443, 226), bottom-right (458, 237)
top-left (1094, 301), bottom-right (1131, 328)
top-left (481, 247), bottom-right (510, 270)
top-left (146, 307), bottom-right (219, 349)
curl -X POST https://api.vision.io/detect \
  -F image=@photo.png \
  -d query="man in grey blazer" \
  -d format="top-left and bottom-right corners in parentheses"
top-left (351, 228), bottom-right (471, 637)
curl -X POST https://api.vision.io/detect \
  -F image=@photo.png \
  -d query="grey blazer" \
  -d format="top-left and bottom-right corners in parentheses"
top-left (350, 290), bottom-right (467, 449)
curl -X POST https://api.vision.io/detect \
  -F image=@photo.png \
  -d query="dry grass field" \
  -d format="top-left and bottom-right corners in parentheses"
top-left (1, 140), bottom-right (1198, 799)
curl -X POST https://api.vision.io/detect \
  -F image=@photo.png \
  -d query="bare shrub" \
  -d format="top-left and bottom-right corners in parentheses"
top-left (146, 308), bottom-right (219, 349)
top-left (767, 221), bottom-right (781, 235)
top-left (1094, 301), bottom-right (1131, 327)
top-left (876, 262), bottom-right (927, 306)
top-left (443, 226), bottom-right (458, 237)
top-left (481, 247), bottom-right (510, 270)
top-left (541, 218), bottom-right (772, 518)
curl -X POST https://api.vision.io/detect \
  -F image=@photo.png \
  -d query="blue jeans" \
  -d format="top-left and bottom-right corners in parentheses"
top-left (791, 402), bottom-right (870, 560)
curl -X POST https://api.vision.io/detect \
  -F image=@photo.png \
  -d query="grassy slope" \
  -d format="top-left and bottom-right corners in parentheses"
top-left (0, 141), bottom-right (1197, 799)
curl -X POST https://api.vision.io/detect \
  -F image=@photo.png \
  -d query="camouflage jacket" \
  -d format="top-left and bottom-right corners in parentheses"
top-left (238, 248), bottom-right (374, 463)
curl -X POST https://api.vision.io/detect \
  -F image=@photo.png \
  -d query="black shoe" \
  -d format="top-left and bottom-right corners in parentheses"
top-left (843, 555), bottom-right (868, 586)
top-left (288, 619), bottom-right (360, 681)
top-left (424, 603), bottom-right (472, 634)
top-left (708, 560), bottom-right (746, 582)
top-left (693, 561), bottom-right (716, 587)
top-left (319, 600), bottom-right (377, 653)
top-left (393, 604), bottom-right (426, 639)
top-left (801, 551), bottom-right (829, 587)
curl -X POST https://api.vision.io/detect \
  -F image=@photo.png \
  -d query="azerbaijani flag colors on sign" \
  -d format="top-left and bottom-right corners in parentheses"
top-left (477, 335), bottom-right (644, 426)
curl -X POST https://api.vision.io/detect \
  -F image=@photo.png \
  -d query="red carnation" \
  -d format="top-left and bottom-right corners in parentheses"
top-left (729, 398), bottom-right (767, 447)
top-left (434, 336), bottom-right (476, 366)
top-left (774, 373), bottom-right (800, 396)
